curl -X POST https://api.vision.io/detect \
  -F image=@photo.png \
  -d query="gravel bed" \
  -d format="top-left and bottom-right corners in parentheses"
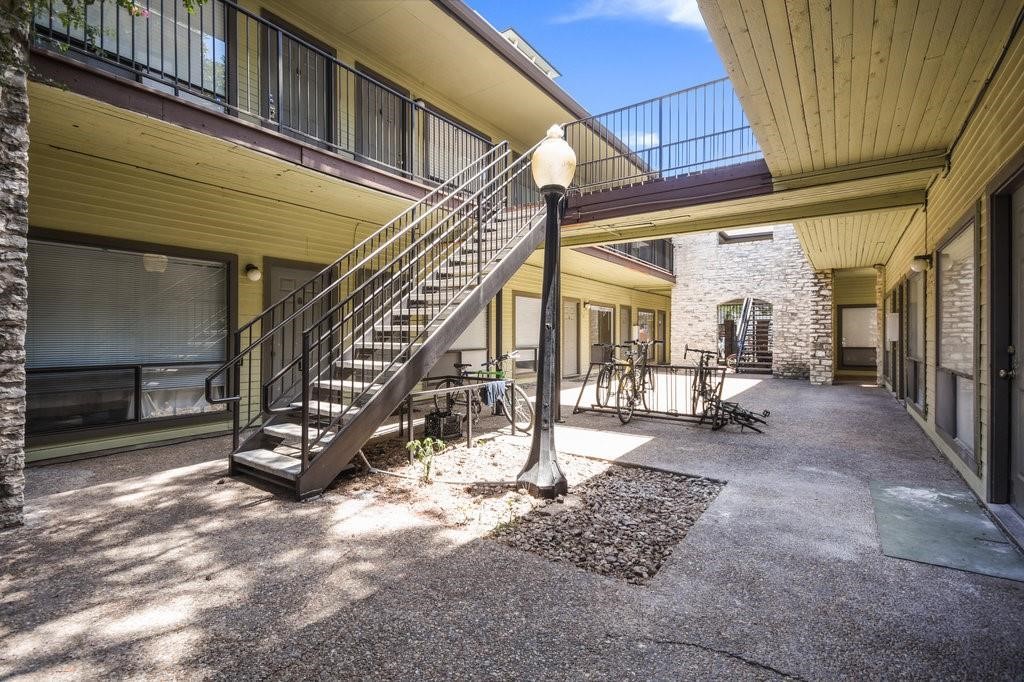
top-left (491, 467), bottom-right (724, 585)
top-left (339, 434), bottom-right (610, 535)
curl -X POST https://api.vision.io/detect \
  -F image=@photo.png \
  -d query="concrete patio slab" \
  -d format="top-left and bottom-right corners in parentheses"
top-left (2, 378), bottom-right (1023, 680)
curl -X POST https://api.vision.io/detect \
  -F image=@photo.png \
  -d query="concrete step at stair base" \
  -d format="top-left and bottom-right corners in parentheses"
top-left (233, 448), bottom-right (301, 481)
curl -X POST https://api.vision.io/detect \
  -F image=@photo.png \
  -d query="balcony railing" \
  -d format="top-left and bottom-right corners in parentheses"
top-left (564, 77), bottom-right (762, 194)
top-left (33, 0), bottom-right (493, 186)
top-left (605, 239), bottom-right (674, 273)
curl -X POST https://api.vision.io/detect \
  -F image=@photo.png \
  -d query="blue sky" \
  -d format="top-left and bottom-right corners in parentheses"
top-left (467, 0), bottom-right (728, 115)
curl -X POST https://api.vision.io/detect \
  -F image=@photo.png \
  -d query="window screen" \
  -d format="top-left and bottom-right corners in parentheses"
top-left (936, 223), bottom-right (976, 454)
top-left (28, 241), bottom-right (228, 367)
top-left (26, 240), bottom-right (228, 433)
top-left (515, 296), bottom-right (542, 372)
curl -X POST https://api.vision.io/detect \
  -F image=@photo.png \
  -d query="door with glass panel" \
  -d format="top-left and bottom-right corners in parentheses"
top-left (589, 305), bottom-right (614, 363)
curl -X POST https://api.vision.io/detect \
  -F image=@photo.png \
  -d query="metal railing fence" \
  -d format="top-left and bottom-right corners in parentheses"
top-left (33, 0), bottom-right (492, 184)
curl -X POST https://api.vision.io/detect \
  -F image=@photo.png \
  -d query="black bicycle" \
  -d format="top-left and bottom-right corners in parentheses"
top-left (684, 344), bottom-right (769, 432)
top-left (432, 351), bottom-right (534, 433)
top-left (615, 339), bottom-right (662, 424)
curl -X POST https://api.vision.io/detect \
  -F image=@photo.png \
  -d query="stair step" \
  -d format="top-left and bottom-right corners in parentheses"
top-left (313, 379), bottom-right (379, 393)
top-left (263, 422), bottom-right (306, 442)
top-left (335, 359), bottom-right (400, 370)
top-left (290, 400), bottom-right (360, 417)
top-left (233, 448), bottom-right (301, 481)
top-left (354, 341), bottom-right (420, 351)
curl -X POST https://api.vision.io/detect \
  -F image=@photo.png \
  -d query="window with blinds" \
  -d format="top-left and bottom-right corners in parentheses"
top-left (514, 295), bottom-right (542, 373)
top-left (26, 240), bottom-right (228, 434)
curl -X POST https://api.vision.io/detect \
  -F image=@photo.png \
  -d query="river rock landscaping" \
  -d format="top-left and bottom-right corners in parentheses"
top-left (491, 467), bottom-right (724, 585)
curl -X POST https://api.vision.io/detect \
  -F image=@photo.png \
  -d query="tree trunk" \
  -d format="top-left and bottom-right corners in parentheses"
top-left (0, 1), bottom-right (30, 529)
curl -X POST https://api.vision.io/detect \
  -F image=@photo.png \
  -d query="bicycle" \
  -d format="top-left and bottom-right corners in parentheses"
top-left (684, 344), bottom-right (769, 432)
top-left (615, 339), bottom-right (662, 424)
top-left (593, 342), bottom-right (630, 407)
top-left (432, 351), bottom-right (534, 433)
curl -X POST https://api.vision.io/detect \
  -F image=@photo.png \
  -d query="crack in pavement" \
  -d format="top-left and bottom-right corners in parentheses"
top-left (603, 631), bottom-right (808, 681)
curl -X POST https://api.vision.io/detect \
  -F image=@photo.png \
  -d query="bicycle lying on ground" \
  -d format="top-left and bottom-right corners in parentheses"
top-left (431, 351), bottom-right (534, 433)
top-left (684, 344), bottom-right (770, 432)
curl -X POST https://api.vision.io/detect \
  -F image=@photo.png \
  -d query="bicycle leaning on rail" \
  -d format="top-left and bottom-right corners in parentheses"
top-left (615, 339), bottom-right (663, 424)
top-left (431, 351), bottom-right (534, 433)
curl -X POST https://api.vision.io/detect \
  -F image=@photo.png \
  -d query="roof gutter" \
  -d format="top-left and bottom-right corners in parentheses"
top-left (431, 0), bottom-right (592, 121)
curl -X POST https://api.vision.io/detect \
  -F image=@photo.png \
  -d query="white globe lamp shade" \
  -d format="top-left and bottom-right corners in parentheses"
top-left (531, 125), bottom-right (577, 191)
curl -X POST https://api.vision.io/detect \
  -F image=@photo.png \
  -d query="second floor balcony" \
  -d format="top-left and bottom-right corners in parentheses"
top-left (33, 0), bottom-right (494, 187)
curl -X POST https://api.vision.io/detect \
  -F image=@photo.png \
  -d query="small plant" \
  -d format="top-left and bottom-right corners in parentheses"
top-left (405, 437), bottom-right (446, 483)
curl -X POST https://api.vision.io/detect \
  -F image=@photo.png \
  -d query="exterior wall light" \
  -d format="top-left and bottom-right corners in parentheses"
top-left (517, 124), bottom-right (577, 499)
top-left (909, 255), bottom-right (932, 273)
top-left (245, 263), bottom-right (263, 282)
top-left (142, 253), bottom-right (168, 273)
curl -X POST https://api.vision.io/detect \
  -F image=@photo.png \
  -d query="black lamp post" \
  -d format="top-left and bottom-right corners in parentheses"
top-left (517, 125), bottom-right (577, 498)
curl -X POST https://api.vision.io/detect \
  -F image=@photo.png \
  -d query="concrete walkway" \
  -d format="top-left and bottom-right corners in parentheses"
top-left (2, 379), bottom-right (1023, 680)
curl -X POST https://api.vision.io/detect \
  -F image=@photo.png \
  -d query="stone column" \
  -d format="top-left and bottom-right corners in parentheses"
top-left (0, 4), bottom-right (30, 529)
top-left (874, 264), bottom-right (886, 386)
top-left (808, 270), bottom-right (834, 386)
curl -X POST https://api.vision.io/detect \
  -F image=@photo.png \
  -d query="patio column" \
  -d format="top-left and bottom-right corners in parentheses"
top-left (874, 264), bottom-right (886, 386)
top-left (808, 270), bottom-right (835, 386)
top-left (0, 3), bottom-right (30, 529)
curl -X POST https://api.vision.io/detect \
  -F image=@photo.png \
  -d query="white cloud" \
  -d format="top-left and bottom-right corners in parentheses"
top-left (622, 131), bottom-right (660, 149)
top-left (554, 0), bottom-right (706, 30)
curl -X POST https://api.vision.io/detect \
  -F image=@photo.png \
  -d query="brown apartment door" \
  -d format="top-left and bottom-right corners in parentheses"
top-left (1010, 185), bottom-right (1024, 516)
top-left (263, 260), bottom-right (330, 409)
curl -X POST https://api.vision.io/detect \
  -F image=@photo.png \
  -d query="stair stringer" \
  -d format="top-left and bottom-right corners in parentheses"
top-left (295, 212), bottom-right (546, 498)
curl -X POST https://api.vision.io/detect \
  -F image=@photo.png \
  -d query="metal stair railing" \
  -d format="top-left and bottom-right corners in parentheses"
top-left (735, 297), bottom-right (753, 366)
top-left (294, 142), bottom-right (546, 471)
top-left (205, 142), bottom-right (509, 447)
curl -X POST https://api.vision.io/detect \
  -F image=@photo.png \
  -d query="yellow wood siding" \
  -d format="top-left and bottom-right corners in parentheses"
top-left (885, 22), bottom-right (1024, 495)
top-left (501, 263), bottom-right (672, 372)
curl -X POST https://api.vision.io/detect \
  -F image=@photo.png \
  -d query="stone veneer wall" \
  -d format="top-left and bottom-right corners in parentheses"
top-left (0, 5), bottom-right (29, 529)
top-left (670, 225), bottom-right (834, 384)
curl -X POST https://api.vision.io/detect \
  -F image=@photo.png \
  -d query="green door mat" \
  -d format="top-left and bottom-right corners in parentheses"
top-left (870, 482), bottom-right (1024, 582)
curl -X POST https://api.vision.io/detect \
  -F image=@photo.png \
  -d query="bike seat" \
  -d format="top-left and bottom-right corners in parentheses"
top-left (453, 362), bottom-right (472, 370)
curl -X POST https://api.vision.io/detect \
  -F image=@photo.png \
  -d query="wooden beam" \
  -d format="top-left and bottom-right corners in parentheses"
top-left (560, 189), bottom-right (926, 247)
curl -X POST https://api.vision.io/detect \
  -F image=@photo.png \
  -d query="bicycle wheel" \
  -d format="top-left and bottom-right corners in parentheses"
top-left (432, 377), bottom-right (462, 413)
top-left (501, 384), bottom-right (534, 433)
top-left (616, 373), bottom-right (637, 424)
top-left (595, 365), bottom-right (612, 406)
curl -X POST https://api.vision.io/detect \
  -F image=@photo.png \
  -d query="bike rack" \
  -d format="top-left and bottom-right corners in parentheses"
top-left (399, 375), bottom-right (524, 446)
top-left (572, 360), bottom-right (769, 432)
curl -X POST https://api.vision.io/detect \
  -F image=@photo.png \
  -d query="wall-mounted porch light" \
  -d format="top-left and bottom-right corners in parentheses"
top-left (142, 253), bottom-right (168, 273)
top-left (245, 263), bottom-right (262, 282)
top-left (909, 255), bottom-right (932, 273)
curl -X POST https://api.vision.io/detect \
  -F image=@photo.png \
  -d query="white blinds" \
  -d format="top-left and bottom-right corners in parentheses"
top-left (515, 296), bottom-right (542, 348)
top-left (27, 240), bottom-right (228, 368)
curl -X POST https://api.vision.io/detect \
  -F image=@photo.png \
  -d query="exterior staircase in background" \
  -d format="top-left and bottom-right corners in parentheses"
top-left (206, 141), bottom-right (546, 498)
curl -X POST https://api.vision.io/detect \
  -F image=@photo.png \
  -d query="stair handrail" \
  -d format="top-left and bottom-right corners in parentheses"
top-left (296, 142), bottom-right (545, 458)
top-left (245, 146), bottom-right (517, 420)
top-left (735, 297), bottom-right (753, 364)
top-left (205, 141), bottom-right (510, 406)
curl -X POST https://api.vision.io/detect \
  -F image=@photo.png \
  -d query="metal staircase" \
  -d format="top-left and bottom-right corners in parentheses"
top-left (206, 140), bottom-right (546, 498)
top-left (732, 298), bottom-right (773, 373)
